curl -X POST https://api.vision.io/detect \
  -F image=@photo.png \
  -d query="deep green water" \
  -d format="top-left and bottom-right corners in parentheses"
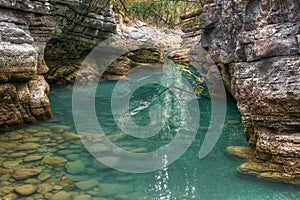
top-left (44, 72), bottom-right (300, 200)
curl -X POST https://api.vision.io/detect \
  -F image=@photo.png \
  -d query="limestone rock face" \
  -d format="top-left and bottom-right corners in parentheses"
top-left (46, 19), bottom-right (183, 83)
top-left (198, 0), bottom-right (300, 178)
top-left (0, 0), bottom-right (116, 131)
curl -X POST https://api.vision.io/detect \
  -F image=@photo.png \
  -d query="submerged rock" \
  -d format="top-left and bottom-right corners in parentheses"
top-left (226, 146), bottom-right (255, 160)
top-left (24, 178), bottom-right (41, 185)
top-left (258, 172), bottom-right (300, 185)
top-left (98, 183), bottom-right (134, 197)
top-left (228, 145), bottom-right (300, 185)
top-left (38, 173), bottom-right (52, 181)
top-left (9, 134), bottom-right (23, 141)
top-left (3, 193), bottom-right (19, 200)
top-left (12, 168), bottom-right (42, 180)
top-left (66, 160), bottom-right (86, 175)
top-left (75, 180), bottom-right (98, 191)
top-left (65, 154), bottom-right (79, 161)
top-left (226, 120), bottom-right (241, 125)
top-left (3, 160), bottom-right (22, 169)
top-left (0, 148), bottom-right (6, 153)
top-left (0, 143), bottom-right (17, 150)
top-left (18, 143), bottom-right (39, 150)
top-left (51, 191), bottom-right (71, 200)
top-left (24, 155), bottom-right (43, 162)
top-left (14, 184), bottom-right (37, 196)
top-left (37, 183), bottom-right (53, 194)
top-left (64, 132), bottom-right (80, 141)
top-left (64, 174), bottom-right (90, 182)
top-left (0, 168), bottom-right (13, 174)
top-left (74, 194), bottom-right (92, 200)
top-left (0, 174), bottom-right (11, 181)
top-left (238, 161), bottom-right (283, 175)
top-left (115, 194), bottom-right (131, 200)
top-left (41, 155), bottom-right (67, 165)
top-left (10, 152), bottom-right (28, 158)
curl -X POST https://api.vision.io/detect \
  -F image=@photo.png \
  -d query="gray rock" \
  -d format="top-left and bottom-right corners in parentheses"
top-left (0, 0), bottom-right (116, 131)
top-left (195, 0), bottom-right (300, 179)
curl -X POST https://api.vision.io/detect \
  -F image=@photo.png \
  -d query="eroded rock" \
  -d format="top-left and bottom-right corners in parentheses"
top-left (0, 0), bottom-right (116, 131)
top-left (195, 0), bottom-right (300, 181)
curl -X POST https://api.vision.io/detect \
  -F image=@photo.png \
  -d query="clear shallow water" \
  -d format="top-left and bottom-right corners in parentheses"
top-left (47, 74), bottom-right (299, 200)
top-left (1, 73), bottom-right (299, 200)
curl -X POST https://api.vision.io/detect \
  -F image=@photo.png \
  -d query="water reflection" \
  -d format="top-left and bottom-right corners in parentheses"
top-left (150, 155), bottom-right (172, 200)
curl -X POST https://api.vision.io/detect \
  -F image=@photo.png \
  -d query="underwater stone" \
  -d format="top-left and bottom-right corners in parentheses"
top-left (74, 194), bottom-right (92, 200)
top-left (75, 180), bottom-right (99, 191)
top-left (51, 191), bottom-right (71, 200)
top-left (226, 120), bottom-right (241, 125)
top-left (37, 183), bottom-right (53, 194)
top-left (3, 160), bottom-right (22, 169)
top-left (41, 155), bottom-right (67, 165)
top-left (237, 161), bottom-right (283, 175)
top-left (0, 174), bottom-right (11, 181)
top-left (38, 173), bottom-right (52, 181)
top-left (0, 168), bottom-right (14, 174)
top-left (24, 178), bottom-right (41, 185)
top-left (65, 160), bottom-right (86, 175)
top-left (65, 154), bottom-right (79, 161)
top-left (3, 193), bottom-right (18, 200)
top-left (10, 152), bottom-right (28, 158)
top-left (64, 133), bottom-right (80, 141)
top-left (98, 183), bottom-right (134, 197)
top-left (18, 143), bottom-right (39, 150)
top-left (226, 146), bottom-right (255, 160)
top-left (14, 184), bottom-right (37, 196)
top-left (12, 168), bottom-right (42, 180)
top-left (64, 174), bottom-right (90, 182)
top-left (24, 155), bottom-right (43, 162)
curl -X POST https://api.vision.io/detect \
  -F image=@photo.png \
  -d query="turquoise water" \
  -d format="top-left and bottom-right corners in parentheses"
top-left (1, 72), bottom-right (299, 199)
top-left (45, 73), bottom-right (299, 199)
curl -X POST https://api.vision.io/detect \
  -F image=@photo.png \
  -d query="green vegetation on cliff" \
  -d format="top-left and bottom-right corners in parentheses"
top-left (114, 0), bottom-right (209, 27)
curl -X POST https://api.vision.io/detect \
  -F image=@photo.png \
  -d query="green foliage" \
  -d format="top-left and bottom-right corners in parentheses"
top-left (79, 0), bottom-right (212, 28)
top-left (114, 0), bottom-right (209, 28)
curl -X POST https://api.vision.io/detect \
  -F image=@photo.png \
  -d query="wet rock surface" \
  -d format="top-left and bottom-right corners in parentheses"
top-left (197, 0), bottom-right (300, 180)
top-left (227, 146), bottom-right (300, 185)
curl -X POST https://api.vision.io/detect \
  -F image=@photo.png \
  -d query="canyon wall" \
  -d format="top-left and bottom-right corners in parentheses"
top-left (198, 0), bottom-right (300, 178)
top-left (0, 0), bottom-right (116, 131)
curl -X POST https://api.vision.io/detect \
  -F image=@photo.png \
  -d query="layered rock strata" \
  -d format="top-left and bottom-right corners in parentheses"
top-left (0, 0), bottom-right (116, 131)
top-left (45, 19), bottom-right (183, 83)
top-left (197, 0), bottom-right (300, 180)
